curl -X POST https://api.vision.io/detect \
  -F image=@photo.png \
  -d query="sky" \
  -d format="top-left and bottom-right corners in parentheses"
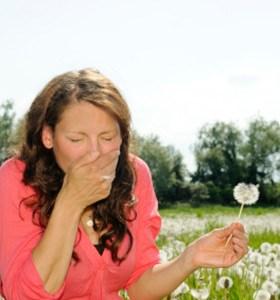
top-left (1, 0), bottom-right (280, 171)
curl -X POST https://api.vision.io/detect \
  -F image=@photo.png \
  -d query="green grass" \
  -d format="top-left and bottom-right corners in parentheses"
top-left (249, 230), bottom-right (280, 248)
top-left (159, 203), bottom-right (280, 218)
top-left (123, 205), bottom-right (280, 299)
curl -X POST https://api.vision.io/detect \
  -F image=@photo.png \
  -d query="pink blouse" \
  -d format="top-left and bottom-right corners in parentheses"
top-left (0, 156), bottom-right (161, 299)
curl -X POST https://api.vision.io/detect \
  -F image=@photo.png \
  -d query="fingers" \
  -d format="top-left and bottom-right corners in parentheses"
top-left (68, 150), bottom-right (101, 171)
top-left (224, 222), bottom-right (248, 259)
top-left (70, 149), bottom-right (120, 174)
top-left (231, 222), bottom-right (246, 233)
top-left (219, 222), bottom-right (246, 237)
top-left (91, 150), bottom-right (120, 175)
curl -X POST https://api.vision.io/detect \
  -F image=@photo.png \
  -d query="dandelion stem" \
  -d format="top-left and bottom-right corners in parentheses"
top-left (225, 203), bottom-right (245, 248)
top-left (237, 203), bottom-right (244, 219)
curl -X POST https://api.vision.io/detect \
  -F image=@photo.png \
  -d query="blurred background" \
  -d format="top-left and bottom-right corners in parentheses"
top-left (1, 0), bottom-right (280, 207)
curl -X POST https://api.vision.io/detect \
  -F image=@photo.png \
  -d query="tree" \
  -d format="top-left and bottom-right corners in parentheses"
top-left (192, 118), bottom-right (280, 206)
top-left (241, 118), bottom-right (280, 205)
top-left (132, 132), bottom-right (188, 204)
top-left (0, 100), bottom-right (15, 163)
top-left (192, 122), bottom-right (243, 188)
top-left (241, 118), bottom-right (280, 184)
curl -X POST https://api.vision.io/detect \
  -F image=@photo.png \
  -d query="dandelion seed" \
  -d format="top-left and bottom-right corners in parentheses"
top-left (190, 288), bottom-right (210, 300)
top-left (271, 243), bottom-right (280, 254)
top-left (173, 240), bottom-right (185, 253)
top-left (233, 183), bottom-right (260, 205)
top-left (260, 242), bottom-right (272, 254)
top-left (234, 183), bottom-right (259, 218)
top-left (262, 280), bottom-right (278, 296)
top-left (270, 269), bottom-right (280, 284)
top-left (171, 282), bottom-right (189, 298)
top-left (159, 250), bottom-right (168, 263)
top-left (225, 183), bottom-right (259, 248)
top-left (253, 289), bottom-right (271, 300)
top-left (216, 276), bottom-right (233, 289)
top-left (247, 251), bottom-right (263, 265)
top-left (245, 270), bottom-right (259, 285)
top-left (230, 264), bottom-right (243, 278)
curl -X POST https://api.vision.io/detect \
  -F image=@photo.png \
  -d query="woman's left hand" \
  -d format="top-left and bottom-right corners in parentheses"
top-left (189, 222), bottom-right (248, 269)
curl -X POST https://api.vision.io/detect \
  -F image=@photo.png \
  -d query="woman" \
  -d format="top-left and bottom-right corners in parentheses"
top-left (0, 68), bottom-right (248, 300)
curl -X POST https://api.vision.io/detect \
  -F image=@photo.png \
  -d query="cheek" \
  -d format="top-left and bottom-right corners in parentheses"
top-left (53, 140), bottom-right (88, 171)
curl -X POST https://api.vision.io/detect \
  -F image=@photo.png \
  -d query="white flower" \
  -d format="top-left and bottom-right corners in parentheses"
top-left (229, 263), bottom-right (244, 277)
top-left (253, 289), bottom-right (271, 300)
top-left (233, 183), bottom-right (260, 205)
top-left (272, 243), bottom-right (280, 254)
top-left (171, 282), bottom-right (189, 297)
top-left (216, 276), bottom-right (233, 289)
top-left (262, 280), bottom-right (278, 295)
top-left (245, 270), bottom-right (259, 285)
top-left (190, 288), bottom-right (210, 300)
top-left (260, 242), bottom-right (273, 254)
top-left (247, 252), bottom-right (264, 266)
top-left (159, 249), bottom-right (169, 262)
top-left (270, 269), bottom-right (280, 284)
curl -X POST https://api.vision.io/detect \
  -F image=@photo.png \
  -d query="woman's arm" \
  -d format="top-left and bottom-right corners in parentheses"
top-left (32, 149), bottom-right (120, 293)
top-left (128, 223), bottom-right (248, 300)
top-left (31, 198), bottom-right (82, 294)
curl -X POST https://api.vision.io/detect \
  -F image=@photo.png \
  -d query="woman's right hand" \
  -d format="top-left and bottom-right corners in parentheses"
top-left (57, 149), bottom-right (120, 213)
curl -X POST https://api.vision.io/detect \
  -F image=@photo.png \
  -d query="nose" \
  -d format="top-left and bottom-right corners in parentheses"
top-left (88, 137), bottom-right (101, 154)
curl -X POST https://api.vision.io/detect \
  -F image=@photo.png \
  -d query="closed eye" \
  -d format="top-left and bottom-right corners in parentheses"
top-left (102, 137), bottom-right (113, 141)
top-left (68, 138), bottom-right (83, 142)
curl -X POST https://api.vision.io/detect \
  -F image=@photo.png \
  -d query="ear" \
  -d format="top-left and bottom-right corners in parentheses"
top-left (41, 125), bottom-right (54, 149)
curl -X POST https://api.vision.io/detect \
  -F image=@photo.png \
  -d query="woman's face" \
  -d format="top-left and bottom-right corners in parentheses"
top-left (42, 101), bottom-right (122, 172)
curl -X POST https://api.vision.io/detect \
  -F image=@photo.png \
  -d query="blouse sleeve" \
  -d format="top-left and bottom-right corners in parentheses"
top-left (0, 159), bottom-right (66, 300)
top-left (124, 157), bottom-right (161, 289)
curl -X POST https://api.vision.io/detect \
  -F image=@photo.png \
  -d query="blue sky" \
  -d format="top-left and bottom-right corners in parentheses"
top-left (1, 0), bottom-right (280, 170)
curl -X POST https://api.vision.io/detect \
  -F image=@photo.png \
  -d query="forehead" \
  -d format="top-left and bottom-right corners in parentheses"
top-left (56, 101), bottom-right (119, 131)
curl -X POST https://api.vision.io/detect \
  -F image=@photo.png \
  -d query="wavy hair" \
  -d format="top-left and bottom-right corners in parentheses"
top-left (19, 68), bottom-right (136, 263)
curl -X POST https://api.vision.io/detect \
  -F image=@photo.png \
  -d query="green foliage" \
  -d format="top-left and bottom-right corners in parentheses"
top-left (192, 118), bottom-right (280, 206)
top-left (156, 206), bottom-right (280, 300)
top-left (159, 203), bottom-right (280, 218)
top-left (193, 122), bottom-right (243, 186)
top-left (132, 132), bottom-right (188, 205)
top-left (0, 100), bottom-right (16, 163)
top-left (185, 182), bottom-right (209, 207)
top-left (241, 118), bottom-right (280, 185)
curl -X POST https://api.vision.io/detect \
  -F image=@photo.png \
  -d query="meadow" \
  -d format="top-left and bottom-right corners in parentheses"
top-left (161, 205), bottom-right (280, 300)
top-left (122, 205), bottom-right (280, 300)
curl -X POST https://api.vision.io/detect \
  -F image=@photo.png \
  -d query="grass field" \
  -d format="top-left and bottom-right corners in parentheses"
top-left (121, 204), bottom-right (279, 299)
top-left (159, 203), bottom-right (280, 218)
top-left (156, 204), bottom-right (280, 300)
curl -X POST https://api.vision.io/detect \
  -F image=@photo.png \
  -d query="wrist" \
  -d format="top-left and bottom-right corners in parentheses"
top-left (182, 242), bottom-right (200, 272)
top-left (54, 192), bottom-right (83, 223)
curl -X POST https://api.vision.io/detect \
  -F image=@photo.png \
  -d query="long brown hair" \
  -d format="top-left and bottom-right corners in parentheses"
top-left (19, 68), bottom-right (136, 263)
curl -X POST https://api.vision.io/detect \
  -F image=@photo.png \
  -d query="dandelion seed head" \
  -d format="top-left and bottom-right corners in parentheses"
top-left (262, 280), bottom-right (278, 295)
top-left (272, 243), bottom-right (280, 254)
top-left (248, 252), bottom-right (264, 266)
top-left (217, 276), bottom-right (233, 289)
top-left (233, 183), bottom-right (259, 205)
top-left (190, 288), bottom-right (210, 300)
top-left (159, 249), bottom-right (169, 262)
top-left (171, 282), bottom-right (190, 297)
top-left (260, 242), bottom-right (272, 254)
top-left (253, 289), bottom-right (271, 300)
top-left (246, 270), bottom-right (259, 285)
